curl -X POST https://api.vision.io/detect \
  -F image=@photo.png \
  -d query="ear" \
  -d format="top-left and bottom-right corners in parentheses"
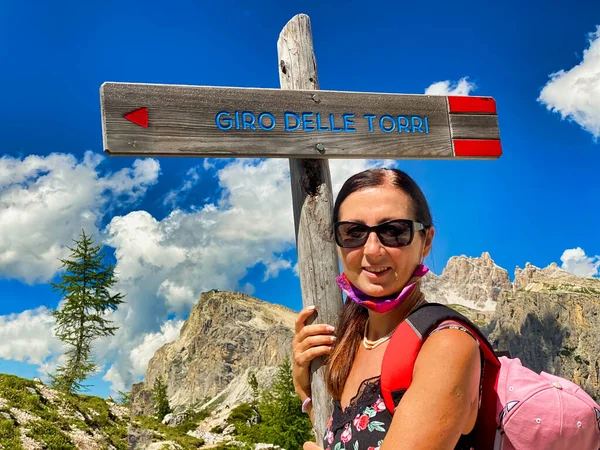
top-left (422, 226), bottom-right (435, 259)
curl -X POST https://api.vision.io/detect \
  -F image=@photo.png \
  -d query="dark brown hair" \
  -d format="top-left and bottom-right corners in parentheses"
top-left (325, 168), bottom-right (433, 401)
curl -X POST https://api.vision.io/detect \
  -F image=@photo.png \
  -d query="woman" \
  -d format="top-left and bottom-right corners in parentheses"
top-left (292, 168), bottom-right (483, 450)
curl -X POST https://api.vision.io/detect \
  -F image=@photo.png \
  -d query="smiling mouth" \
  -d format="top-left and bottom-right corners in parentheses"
top-left (363, 267), bottom-right (390, 274)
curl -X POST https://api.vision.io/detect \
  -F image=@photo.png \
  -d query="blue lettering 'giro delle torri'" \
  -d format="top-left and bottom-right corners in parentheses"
top-left (215, 111), bottom-right (430, 134)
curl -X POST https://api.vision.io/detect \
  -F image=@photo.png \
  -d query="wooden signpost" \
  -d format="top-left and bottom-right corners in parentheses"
top-left (101, 81), bottom-right (501, 160)
top-left (100, 13), bottom-right (502, 443)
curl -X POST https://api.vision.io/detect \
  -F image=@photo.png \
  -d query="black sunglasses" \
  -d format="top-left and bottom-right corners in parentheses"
top-left (334, 219), bottom-right (425, 248)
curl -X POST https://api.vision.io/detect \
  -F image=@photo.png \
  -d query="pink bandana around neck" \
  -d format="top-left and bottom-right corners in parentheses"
top-left (335, 264), bottom-right (429, 314)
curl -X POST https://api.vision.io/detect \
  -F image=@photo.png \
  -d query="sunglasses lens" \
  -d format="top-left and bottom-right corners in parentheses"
top-left (336, 223), bottom-right (368, 248)
top-left (377, 221), bottom-right (412, 246)
top-left (336, 220), bottom-right (415, 248)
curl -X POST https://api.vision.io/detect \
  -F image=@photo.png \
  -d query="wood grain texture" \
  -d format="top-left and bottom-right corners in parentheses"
top-left (449, 114), bottom-right (500, 140)
top-left (100, 82), bottom-right (457, 159)
top-left (278, 14), bottom-right (341, 442)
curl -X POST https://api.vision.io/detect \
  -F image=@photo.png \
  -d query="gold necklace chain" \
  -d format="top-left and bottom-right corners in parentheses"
top-left (362, 319), bottom-right (399, 349)
top-left (362, 296), bottom-right (425, 350)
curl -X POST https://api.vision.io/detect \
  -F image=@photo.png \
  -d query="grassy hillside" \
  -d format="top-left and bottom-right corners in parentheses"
top-left (0, 373), bottom-right (129, 449)
top-left (0, 373), bottom-right (229, 449)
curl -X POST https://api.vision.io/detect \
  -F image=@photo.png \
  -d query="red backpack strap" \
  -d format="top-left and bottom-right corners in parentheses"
top-left (381, 302), bottom-right (501, 449)
top-left (380, 318), bottom-right (423, 414)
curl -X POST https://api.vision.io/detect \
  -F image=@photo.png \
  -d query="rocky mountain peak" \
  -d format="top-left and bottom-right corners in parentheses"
top-left (514, 261), bottom-right (599, 293)
top-left (130, 290), bottom-right (297, 417)
top-left (421, 252), bottom-right (512, 311)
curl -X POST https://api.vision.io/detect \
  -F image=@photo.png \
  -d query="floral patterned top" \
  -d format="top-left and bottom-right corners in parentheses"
top-left (322, 375), bottom-right (477, 450)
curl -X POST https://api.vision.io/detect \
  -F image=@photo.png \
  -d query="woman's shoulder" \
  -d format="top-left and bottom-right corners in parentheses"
top-left (413, 319), bottom-right (482, 382)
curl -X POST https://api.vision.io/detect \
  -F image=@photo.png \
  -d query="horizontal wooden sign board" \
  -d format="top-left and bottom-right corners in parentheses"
top-left (100, 82), bottom-right (502, 159)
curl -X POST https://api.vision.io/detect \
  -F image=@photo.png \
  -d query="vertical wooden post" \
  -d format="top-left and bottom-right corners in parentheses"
top-left (277, 14), bottom-right (344, 442)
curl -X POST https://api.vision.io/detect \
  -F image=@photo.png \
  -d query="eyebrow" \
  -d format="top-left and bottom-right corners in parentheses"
top-left (340, 217), bottom-right (401, 225)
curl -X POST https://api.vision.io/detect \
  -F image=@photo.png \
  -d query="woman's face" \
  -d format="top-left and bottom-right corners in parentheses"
top-left (336, 185), bottom-right (434, 298)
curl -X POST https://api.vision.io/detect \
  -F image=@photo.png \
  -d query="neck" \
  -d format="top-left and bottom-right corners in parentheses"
top-left (364, 284), bottom-right (424, 341)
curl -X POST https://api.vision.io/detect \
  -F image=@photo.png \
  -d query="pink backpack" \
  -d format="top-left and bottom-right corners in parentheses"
top-left (381, 303), bottom-right (600, 449)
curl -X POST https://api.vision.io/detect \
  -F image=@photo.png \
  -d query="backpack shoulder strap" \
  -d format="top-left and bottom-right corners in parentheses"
top-left (380, 302), bottom-right (471, 414)
top-left (380, 302), bottom-right (501, 449)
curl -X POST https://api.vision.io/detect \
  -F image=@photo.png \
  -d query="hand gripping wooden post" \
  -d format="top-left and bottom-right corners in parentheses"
top-left (277, 14), bottom-right (343, 443)
top-left (99, 12), bottom-right (502, 444)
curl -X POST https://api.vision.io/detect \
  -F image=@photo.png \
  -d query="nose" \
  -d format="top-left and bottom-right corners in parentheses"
top-left (363, 230), bottom-right (384, 256)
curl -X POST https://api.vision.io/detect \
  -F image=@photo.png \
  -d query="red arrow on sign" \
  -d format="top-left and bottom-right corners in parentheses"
top-left (124, 107), bottom-right (148, 128)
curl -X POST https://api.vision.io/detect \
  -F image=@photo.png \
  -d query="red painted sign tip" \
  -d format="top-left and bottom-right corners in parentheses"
top-left (124, 107), bottom-right (148, 128)
top-left (448, 96), bottom-right (497, 114)
top-left (454, 139), bottom-right (502, 158)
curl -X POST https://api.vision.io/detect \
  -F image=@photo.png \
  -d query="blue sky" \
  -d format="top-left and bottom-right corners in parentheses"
top-left (0, 0), bottom-right (599, 399)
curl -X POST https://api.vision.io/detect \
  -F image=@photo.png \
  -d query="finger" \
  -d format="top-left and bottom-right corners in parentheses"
top-left (293, 335), bottom-right (334, 366)
top-left (294, 323), bottom-right (336, 347)
top-left (303, 442), bottom-right (323, 450)
top-left (298, 334), bottom-right (337, 353)
top-left (295, 345), bottom-right (333, 368)
top-left (295, 305), bottom-right (317, 334)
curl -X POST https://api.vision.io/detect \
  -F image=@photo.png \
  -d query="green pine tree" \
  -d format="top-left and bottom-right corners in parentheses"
top-left (236, 358), bottom-right (313, 450)
top-left (49, 229), bottom-right (125, 394)
top-left (248, 371), bottom-right (259, 408)
top-left (116, 389), bottom-right (131, 407)
top-left (153, 376), bottom-right (172, 421)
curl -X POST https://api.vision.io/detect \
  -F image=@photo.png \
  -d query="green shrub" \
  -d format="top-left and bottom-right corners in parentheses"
top-left (227, 403), bottom-right (257, 428)
top-left (174, 408), bottom-right (210, 434)
top-left (211, 424), bottom-right (224, 433)
top-left (0, 375), bottom-right (39, 411)
top-left (132, 415), bottom-right (205, 448)
top-left (26, 419), bottom-right (77, 449)
top-left (0, 418), bottom-right (23, 449)
top-left (214, 443), bottom-right (253, 450)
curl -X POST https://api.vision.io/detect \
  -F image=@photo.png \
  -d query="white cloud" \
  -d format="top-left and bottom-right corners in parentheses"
top-left (0, 151), bottom-right (159, 284)
top-left (158, 280), bottom-right (196, 312)
top-left (263, 259), bottom-right (292, 281)
top-left (100, 159), bottom-right (160, 203)
top-left (101, 366), bottom-right (128, 394)
top-left (242, 282), bottom-right (255, 295)
top-left (162, 166), bottom-right (202, 208)
top-left (102, 318), bottom-right (184, 392)
top-left (0, 307), bottom-right (65, 369)
top-left (203, 159), bottom-right (217, 171)
top-left (424, 77), bottom-right (476, 96)
top-left (128, 319), bottom-right (184, 378)
top-left (560, 247), bottom-right (600, 277)
top-left (538, 26), bottom-right (600, 139)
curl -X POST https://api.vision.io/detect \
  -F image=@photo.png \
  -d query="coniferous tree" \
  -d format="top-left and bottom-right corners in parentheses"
top-left (116, 389), bottom-right (131, 407)
top-left (153, 376), bottom-right (172, 420)
top-left (235, 358), bottom-right (313, 450)
top-left (248, 371), bottom-right (259, 408)
top-left (260, 358), bottom-right (313, 449)
top-left (50, 230), bottom-right (125, 394)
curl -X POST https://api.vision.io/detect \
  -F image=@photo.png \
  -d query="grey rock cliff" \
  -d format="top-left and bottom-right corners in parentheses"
top-left (130, 290), bottom-right (297, 417)
top-left (422, 251), bottom-right (512, 311)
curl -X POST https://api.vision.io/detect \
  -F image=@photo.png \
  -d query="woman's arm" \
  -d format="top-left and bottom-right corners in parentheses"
top-left (380, 327), bottom-right (482, 450)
